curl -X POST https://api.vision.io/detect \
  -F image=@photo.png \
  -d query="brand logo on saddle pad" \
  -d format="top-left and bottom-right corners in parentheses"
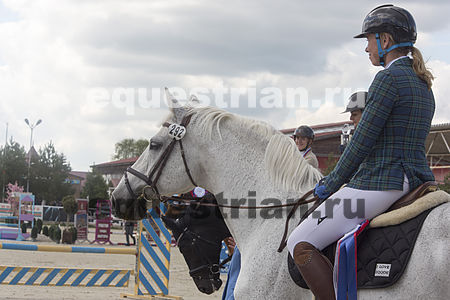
top-left (374, 263), bottom-right (391, 277)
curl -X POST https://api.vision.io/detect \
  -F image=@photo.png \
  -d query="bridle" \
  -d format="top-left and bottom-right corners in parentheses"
top-left (174, 207), bottom-right (229, 287)
top-left (177, 228), bottom-right (224, 280)
top-left (123, 114), bottom-right (198, 207)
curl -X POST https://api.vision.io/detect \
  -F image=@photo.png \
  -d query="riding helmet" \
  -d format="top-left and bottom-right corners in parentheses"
top-left (354, 4), bottom-right (417, 44)
top-left (294, 125), bottom-right (315, 140)
top-left (342, 91), bottom-right (368, 113)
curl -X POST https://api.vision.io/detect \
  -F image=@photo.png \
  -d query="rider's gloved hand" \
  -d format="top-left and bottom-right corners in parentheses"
top-left (314, 177), bottom-right (331, 200)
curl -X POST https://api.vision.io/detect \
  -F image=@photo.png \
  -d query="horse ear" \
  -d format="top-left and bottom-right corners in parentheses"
top-left (189, 94), bottom-right (200, 104)
top-left (165, 87), bottom-right (177, 108)
top-left (165, 87), bottom-right (185, 121)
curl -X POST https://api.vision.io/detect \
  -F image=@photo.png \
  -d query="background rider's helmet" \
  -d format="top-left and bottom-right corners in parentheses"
top-left (342, 91), bottom-right (367, 113)
top-left (354, 4), bottom-right (417, 44)
top-left (294, 125), bottom-right (315, 140)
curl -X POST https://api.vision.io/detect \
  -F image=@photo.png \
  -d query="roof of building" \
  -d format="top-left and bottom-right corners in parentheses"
top-left (26, 146), bottom-right (39, 160)
top-left (92, 157), bottom-right (139, 168)
top-left (69, 171), bottom-right (88, 180)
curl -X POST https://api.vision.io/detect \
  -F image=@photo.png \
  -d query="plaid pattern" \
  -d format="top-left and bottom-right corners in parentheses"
top-left (326, 57), bottom-right (435, 192)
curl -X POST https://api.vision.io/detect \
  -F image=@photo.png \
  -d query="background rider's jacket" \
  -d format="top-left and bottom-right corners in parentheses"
top-left (325, 57), bottom-right (435, 193)
top-left (303, 150), bottom-right (319, 169)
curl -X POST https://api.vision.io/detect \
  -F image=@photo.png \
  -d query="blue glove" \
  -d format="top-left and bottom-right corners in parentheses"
top-left (314, 177), bottom-right (331, 200)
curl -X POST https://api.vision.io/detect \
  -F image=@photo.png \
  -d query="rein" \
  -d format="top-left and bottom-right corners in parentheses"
top-left (167, 190), bottom-right (320, 253)
top-left (161, 194), bottom-right (316, 210)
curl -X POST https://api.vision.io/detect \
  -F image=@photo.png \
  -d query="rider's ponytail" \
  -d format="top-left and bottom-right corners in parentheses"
top-left (384, 33), bottom-right (434, 90)
top-left (410, 47), bottom-right (434, 90)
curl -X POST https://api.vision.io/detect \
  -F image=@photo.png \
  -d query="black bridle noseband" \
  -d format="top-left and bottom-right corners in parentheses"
top-left (123, 114), bottom-right (198, 207)
top-left (178, 228), bottom-right (222, 278)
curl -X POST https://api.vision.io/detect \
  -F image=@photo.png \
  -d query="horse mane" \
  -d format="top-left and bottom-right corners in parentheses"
top-left (265, 134), bottom-right (323, 192)
top-left (187, 106), bottom-right (276, 141)
top-left (186, 105), bottom-right (323, 193)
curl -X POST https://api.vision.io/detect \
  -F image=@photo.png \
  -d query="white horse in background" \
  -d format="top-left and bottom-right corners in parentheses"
top-left (112, 92), bottom-right (450, 300)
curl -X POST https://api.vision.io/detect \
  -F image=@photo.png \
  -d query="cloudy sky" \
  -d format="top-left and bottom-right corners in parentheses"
top-left (1, 0), bottom-right (450, 171)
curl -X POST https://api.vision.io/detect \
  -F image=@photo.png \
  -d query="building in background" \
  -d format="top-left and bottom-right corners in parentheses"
top-left (425, 123), bottom-right (450, 183)
top-left (66, 171), bottom-right (88, 198)
top-left (91, 157), bottom-right (138, 193)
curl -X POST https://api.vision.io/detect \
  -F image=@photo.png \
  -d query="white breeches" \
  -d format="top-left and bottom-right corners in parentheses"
top-left (287, 175), bottom-right (410, 254)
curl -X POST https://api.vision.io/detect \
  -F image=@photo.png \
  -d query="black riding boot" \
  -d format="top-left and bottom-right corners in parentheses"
top-left (293, 241), bottom-right (335, 300)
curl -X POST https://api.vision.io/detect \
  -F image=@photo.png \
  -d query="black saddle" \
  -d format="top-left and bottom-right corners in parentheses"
top-left (288, 208), bottom-right (433, 289)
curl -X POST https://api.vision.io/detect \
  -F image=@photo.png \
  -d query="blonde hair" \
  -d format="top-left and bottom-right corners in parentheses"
top-left (410, 47), bottom-right (434, 89)
top-left (382, 33), bottom-right (434, 89)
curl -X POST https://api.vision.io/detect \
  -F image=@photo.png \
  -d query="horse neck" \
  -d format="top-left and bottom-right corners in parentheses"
top-left (194, 120), bottom-right (279, 200)
top-left (191, 118), bottom-right (295, 243)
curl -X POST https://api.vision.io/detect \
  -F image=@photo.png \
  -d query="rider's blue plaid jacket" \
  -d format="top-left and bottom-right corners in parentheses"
top-left (325, 57), bottom-right (435, 193)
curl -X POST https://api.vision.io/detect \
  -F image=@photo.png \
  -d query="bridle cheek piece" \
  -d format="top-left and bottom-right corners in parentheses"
top-left (123, 114), bottom-right (197, 207)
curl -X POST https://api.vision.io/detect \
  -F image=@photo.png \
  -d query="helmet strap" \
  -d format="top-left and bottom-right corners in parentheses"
top-left (375, 33), bottom-right (413, 67)
top-left (296, 139), bottom-right (312, 152)
top-left (304, 140), bottom-right (312, 151)
top-left (375, 33), bottom-right (387, 66)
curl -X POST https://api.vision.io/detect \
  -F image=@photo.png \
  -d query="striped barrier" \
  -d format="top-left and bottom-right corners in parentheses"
top-left (0, 266), bottom-right (132, 287)
top-left (122, 205), bottom-right (181, 300)
top-left (0, 243), bottom-right (135, 289)
top-left (0, 242), bottom-right (136, 255)
top-left (0, 204), bottom-right (180, 298)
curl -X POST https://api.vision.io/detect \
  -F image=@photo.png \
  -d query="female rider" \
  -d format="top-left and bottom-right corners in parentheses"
top-left (293, 125), bottom-right (319, 169)
top-left (287, 5), bottom-right (435, 299)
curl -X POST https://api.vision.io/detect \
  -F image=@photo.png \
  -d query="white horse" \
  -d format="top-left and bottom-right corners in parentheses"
top-left (112, 92), bottom-right (450, 300)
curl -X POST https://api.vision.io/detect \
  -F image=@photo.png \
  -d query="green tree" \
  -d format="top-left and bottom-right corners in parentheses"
top-left (62, 195), bottom-right (78, 223)
top-left (0, 139), bottom-right (28, 198)
top-left (30, 142), bottom-right (73, 205)
top-left (134, 139), bottom-right (149, 155)
top-left (113, 138), bottom-right (149, 160)
top-left (81, 171), bottom-right (109, 208)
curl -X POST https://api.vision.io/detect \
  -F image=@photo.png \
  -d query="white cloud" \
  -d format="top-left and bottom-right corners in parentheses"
top-left (0, 0), bottom-right (449, 170)
top-left (429, 59), bottom-right (450, 124)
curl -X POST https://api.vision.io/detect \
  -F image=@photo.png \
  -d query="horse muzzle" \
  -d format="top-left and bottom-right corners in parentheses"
top-left (195, 277), bottom-right (222, 294)
top-left (111, 193), bottom-right (148, 221)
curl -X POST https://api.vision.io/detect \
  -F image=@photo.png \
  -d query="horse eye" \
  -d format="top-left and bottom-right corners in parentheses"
top-left (149, 140), bottom-right (162, 150)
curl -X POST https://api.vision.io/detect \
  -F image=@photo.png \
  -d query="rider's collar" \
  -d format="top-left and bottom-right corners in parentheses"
top-left (300, 147), bottom-right (312, 157)
top-left (384, 56), bottom-right (409, 69)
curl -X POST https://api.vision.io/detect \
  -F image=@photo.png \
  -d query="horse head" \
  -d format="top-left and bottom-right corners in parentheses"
top-left (111, 89), bottom-right (204, 220)
top-left (162, 193), bottom-right (231, 294)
